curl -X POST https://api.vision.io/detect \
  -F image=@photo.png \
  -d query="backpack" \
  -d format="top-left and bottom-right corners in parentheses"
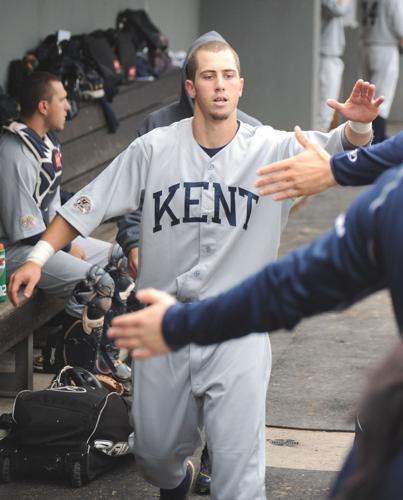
top-left (83, 31), bottom-right (123, 90)
top-left (116, 9), bottom-right (168, 54)
top-left (35, 34), bottom-right (105, 103)
top-left (0, 366), bottom-right (132, 487)
top-left (7, 54), bottom-right (38, 100)
top-left (115, 31), bottom-right (138, 83)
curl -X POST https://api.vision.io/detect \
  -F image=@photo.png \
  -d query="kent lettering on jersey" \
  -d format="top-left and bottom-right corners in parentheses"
top-left (153, 181), bottom-right (258, 232)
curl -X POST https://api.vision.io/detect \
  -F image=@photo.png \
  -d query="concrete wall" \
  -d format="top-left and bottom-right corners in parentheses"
top-left (200, 0), bottom-right (321, 129)
top-left (0, 0), bottom-right (200, 89)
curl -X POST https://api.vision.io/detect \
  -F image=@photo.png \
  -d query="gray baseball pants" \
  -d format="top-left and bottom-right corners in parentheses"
top-left (6, 236), bottom-right (111, 317)
top-left (132, 332), bottom-right (271, 500)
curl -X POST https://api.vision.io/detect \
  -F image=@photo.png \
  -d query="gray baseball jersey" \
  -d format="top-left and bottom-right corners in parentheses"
top-left (58, 118), bottom-right (348, 498)
top-left (0, 127), bottom-right (61, 247)
top-left (361, 0), bottom-right (403, 118)
top-left (361, 0), bottom-right (403, 45)
top-left (59, 119), bottom-right (346, 298)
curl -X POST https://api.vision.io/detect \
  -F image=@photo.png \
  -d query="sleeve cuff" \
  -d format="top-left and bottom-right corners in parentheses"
top-left (162, 303), bottom-right (188, 350)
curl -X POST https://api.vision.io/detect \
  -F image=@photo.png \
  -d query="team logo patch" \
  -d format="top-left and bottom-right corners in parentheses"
top-left (52, 149), bottom-right (63, 170)
top-left (73, 195), bottom-right (93, 214)
top-left (347, 149), bottom-right (358, 163)
top-left (20, 215), bottom-right (37, 229)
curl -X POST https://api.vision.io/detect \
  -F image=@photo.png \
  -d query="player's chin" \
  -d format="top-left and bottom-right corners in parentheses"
top-left (209, 111), bottom-right (231, 121)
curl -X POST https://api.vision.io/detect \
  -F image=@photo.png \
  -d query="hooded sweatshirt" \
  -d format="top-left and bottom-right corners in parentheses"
top-left (116, 31), bottom-right (262, 255)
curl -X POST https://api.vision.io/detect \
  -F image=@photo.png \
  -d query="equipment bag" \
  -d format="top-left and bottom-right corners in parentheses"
top-left (116, 9), bottom-right (168, 54)
top-left (0, 366), bottom-right (132, 487)
top-left (115, 31), bottom-right (137, 82)
top-left (84, 31), bottom-right (123, 89)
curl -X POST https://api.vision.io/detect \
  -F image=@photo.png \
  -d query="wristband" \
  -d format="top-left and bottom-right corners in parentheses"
top-left (348, 120), bottom-right (372, 134)
top-left (26, 240), bottom-right (55, 267)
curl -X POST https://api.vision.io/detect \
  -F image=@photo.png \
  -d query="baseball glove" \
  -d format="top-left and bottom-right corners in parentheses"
top-left (95, 373), bottom-right (125, 395)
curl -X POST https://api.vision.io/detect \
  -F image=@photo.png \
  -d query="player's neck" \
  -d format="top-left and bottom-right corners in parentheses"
top-left (192, 109), bottom-right (238, 149)
top-left (22, 115), bottom-right (49, 139)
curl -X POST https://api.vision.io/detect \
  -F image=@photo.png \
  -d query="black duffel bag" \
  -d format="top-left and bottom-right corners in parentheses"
top-left (0, 366), bottom-right (132, 487)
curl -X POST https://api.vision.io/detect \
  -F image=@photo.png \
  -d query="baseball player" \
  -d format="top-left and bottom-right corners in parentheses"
top-left (116, 30), bottom-right (262, 495)
top-left (318, 0), bottom-right (354, 131)
top-left (360, 0), bottom-right (403, 142)
top-left (9, 41), bottom-right (380, 499)
top-left (0, 72), bottom-right (131, 380)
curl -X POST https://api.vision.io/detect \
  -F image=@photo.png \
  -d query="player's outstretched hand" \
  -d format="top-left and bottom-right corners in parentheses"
top-left (327, 79), bottom-right (384, 123)
top-left (255, 126), bottom-right (336, 200)
top-left (8, 261), bottom-right (42, 307)
top-left (108, 288), bottom-right (176, 359)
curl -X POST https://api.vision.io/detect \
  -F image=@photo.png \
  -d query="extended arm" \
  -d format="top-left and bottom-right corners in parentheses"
top-left (108, 169), bottom-right (403, 356)
top-left (255, 80), bottom-right (385, 200)
top-left (256, 130), bottom-right (403, 200)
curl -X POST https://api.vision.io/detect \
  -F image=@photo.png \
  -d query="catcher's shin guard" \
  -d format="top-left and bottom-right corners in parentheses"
top-left (105, 244), bottom-right (135, 309)
top-left (63, 265), bottom-right (115, 372)
top-left (96, 245), bottom-right (134, 385)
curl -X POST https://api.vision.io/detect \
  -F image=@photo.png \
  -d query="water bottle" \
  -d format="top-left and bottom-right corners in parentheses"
top-left (0, 243), bottom-right (6, 302)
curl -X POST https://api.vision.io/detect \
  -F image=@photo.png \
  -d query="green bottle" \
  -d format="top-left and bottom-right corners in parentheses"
top-left (0, 243), bottom-right (6, 302)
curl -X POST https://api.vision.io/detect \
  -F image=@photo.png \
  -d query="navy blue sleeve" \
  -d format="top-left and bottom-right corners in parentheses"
top-left (162, 167), bottom-right (403, 348)
top-left (331, 132), bottom-right (403, 186)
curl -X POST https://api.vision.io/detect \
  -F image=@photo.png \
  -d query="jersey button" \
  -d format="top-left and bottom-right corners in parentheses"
top-left (208, 175), bottom-right (215, 182)
top-left (194, 270), bottom-right (201, 278)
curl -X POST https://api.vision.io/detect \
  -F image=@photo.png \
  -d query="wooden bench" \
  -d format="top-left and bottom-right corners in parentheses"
top-left (0, 68), bottom-right (181, 397)
top-left (0, 295), bottom-right (64, 397)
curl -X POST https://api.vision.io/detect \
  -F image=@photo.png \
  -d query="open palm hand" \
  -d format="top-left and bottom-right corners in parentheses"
top-left (327, 79), bottom-right (384, 123)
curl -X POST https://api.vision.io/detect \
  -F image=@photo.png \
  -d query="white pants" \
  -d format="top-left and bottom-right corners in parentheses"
top-left (317, 55), bottom-right (344, 132)
top-left (132, 333), bottom-right (271, 500)
top-left (363, 44), bottom-right (399, 119)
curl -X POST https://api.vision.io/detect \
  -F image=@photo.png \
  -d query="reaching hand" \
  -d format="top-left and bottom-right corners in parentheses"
top-left (107, 288), bottom-right (176, 359)
top-left (255, 126), bottom-right (336, 200)
top-left (8, 261), bottom-right (42, 307)
top-left (327, 79), bottom-right (384, 123)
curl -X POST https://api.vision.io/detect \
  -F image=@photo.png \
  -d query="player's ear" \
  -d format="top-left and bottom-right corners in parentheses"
top-left (185, 79), bottom-right (196, 99)
top-left (239, 77), bottom-right (244, 97)
top-left (37, 99), bottom-right (49, 116)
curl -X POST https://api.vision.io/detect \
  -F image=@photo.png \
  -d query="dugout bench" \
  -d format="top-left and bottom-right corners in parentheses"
top-left (0, 68), bottom-right (181, 396)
